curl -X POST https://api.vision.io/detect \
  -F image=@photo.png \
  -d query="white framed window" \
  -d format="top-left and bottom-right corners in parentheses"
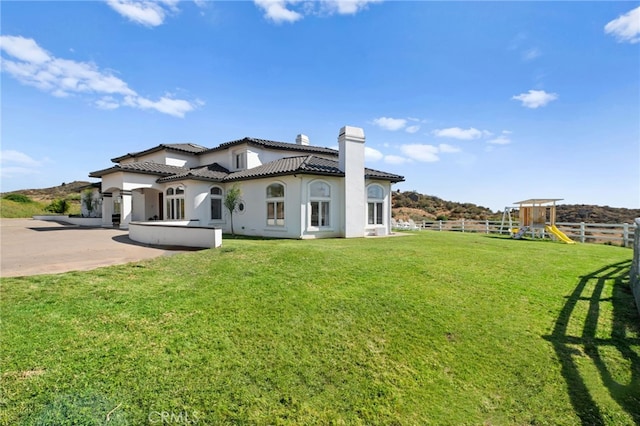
top-left (310, 181), bottom-right (331, 228)
top-left (367, 184), bottom-right (384, 225)
top-left (234, 151), bottom-right (246, 170)
top-left (166, 186), bottom-right (185, 220)
top-left (266, 183), bottom-right (285, 226)
top-left (210, 186), bottom-right (223, 220)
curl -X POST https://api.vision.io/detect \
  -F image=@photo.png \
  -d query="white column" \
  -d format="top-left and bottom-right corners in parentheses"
top-left (102, 192), bottom-right (113, 227)
top-left (120, 190), bottom-right (132, 229)
top-left (338, 126), bottom-right (366, 238)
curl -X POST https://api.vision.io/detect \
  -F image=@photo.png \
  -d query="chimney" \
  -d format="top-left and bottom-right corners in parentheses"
top-left (338, 126), bottom-right (366, 238)
top-left (296, 134), bottom-right (309, 145)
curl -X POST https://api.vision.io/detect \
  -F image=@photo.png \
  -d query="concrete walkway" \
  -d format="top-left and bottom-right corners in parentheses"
top-left (0, 219), bottom-right (193, 278)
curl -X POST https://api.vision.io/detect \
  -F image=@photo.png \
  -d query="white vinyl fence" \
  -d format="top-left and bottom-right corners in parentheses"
top-left (407, 219), bottom-right (637, 248)
top-left (631, 218), bottom-right (640, 315)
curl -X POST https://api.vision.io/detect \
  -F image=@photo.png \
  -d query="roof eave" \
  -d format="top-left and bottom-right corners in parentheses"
top-left (89, 167), bottom-right (176, 178)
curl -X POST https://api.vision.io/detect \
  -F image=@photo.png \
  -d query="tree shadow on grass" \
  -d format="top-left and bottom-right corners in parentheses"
top-left (544, 260), bottom-right (640, 425)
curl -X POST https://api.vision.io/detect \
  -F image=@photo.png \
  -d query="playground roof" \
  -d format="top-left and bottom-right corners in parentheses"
top-left (513, 198), bottom-right (563, 206)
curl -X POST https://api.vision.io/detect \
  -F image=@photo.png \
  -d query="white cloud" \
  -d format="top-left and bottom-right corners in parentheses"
top-left (105, 0), bottom-right (181, 27)
top-left (0, 35), bottom-right (200, 118)
top-left (254, 0), bottom-right (381, 23)
top-left (605, 6), bottom-right (640, 44)
top-left (522, 47), bottom-right (541, 61)
top-left (384, 155), bottom-right (411, 165)
top-left (438, 143), bottom-right (461, 153)
top-left (372, 116), bottom-right (407, 131)
top-left (405, 125), bottom-right (420, 134)
top-left (0, 150), bottom-right (47, 178)
top-left (487, 130), bottom-right (512, 145)
top-left (124, 95), bottom-right (198, 118)
top-left (432, 127), bottom-right (488, 140)
top-left (254, 0), bottom-right (303, 23)
top-left (400, 144), bottom-right (440, 162)
top-left (365, 146), bottom-right (384, 162)
top-left (0, 35), bottom-right (50, 64)
top-left (0, 150), bottom-right (42, 166)
top-left (321, 0), bottom-right (383, 15)
top-left (512, 89), bottom-right (558, 108)
top-left (95, 96), bottom-right (121, 110)
top-left (488, 135), bottom-right (511, 145)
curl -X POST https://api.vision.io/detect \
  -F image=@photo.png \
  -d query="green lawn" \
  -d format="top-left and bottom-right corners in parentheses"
top-left (1, 232), bottom-right (638, 425)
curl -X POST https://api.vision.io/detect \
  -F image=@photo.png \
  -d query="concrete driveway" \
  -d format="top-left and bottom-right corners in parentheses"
top-left (1, 219), bottom-right (194, 278)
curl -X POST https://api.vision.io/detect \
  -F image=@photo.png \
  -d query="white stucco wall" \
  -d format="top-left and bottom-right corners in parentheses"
top-left (121, 151), bottom-right (200, 168)
top-left (129, 222), bottom-right (222, 248)
top-left (228, 176), bottom-right (304, 239)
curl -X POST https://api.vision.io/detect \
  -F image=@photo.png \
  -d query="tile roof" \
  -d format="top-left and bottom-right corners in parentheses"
top-left (91, 156), bottom-right (403, 183)
top-left (202, 137), bottom-right (339, 157)
top-left (365, 167), bottom-right (405, 183)
top-left (225, 155), bottom-right (404, 183)
top-left (157, 163), bottom-right (230, 183)
top-left (111, 143), bottom-right (209, 163)
top-left (89, 162), bottom-right (189, 178)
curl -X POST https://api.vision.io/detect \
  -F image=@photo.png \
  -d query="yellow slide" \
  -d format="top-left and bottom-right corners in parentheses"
top-left (545, 225), bottom-right (575, 244)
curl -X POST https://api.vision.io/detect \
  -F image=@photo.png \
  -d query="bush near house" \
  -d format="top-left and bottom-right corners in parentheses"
top-left (44, 199), bottom-right (70, 214)
top-left (1, 232), bottom-right (638, 425)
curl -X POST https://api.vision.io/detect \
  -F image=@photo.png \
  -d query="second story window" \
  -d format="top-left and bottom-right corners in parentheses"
top-left (235, 152), bottom-right (246, 170)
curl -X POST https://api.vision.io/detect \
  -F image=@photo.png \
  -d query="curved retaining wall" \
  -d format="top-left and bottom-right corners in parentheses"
top-left (33, 215), bottom-right (104, 227)
top-left (129, 221), bottom-right (222, 249)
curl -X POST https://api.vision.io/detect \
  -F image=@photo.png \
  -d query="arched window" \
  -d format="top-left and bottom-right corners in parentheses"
top-left (210, 186), bottom-right (223, 220)
top-left (266, 183), bottom-right (285, 226)
top-left (310, 181), bottom-right (331, 227)
top-left (367, 184), bottom-right (384, 225)
top-left (166, 186), bottom-right (185, 220)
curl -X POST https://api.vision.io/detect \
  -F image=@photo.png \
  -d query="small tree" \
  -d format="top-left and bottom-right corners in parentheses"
top-left (82, 189), bottom-right (95, 217)
top-left (223, 185), bottom-right (242, 235)
top-left (45, 198), bottom-right (70, 214)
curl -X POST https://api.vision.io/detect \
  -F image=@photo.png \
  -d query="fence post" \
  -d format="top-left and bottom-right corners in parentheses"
top-left (485, 219), bottom-right (489, 234)
top-left (580, 222), bottom-right (586, 243)
top-left (461, 218), bottom-right (465, 233)
top-left (623, 223), bottom-right (629, 247)
top-left (438, 220), bottom-right (442, 231)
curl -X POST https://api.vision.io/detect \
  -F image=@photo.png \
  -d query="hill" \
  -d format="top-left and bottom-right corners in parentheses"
top-left (392, 191), bottom-right (497, 221)
top-left (2, 180), bottom-right (93, 202)
top-left (392, 190), bottom-right (640, 224)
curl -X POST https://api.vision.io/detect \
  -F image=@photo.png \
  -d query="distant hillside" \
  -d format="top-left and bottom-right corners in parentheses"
top-left (555, 204), bottom-right (640, 224)
top-left (392, 191), bottom-right (497, 221)
top-left (392, 190), bottom-right (640, 224)
top-left (2, 181), bottom-right (93, 202)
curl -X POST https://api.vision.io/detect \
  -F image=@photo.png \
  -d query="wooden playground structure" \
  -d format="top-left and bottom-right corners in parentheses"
top-left (500, 198), bottom-right (575, 244)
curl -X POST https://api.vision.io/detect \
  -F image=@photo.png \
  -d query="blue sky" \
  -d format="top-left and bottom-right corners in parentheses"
top-left (1, 1), bottom-right (639, 211)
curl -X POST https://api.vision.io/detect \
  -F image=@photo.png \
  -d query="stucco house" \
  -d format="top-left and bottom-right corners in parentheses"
top-left (89, 126), bottom-right (404, 239)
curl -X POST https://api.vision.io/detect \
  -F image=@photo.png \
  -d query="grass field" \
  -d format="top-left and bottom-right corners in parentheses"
top-left (1, 232), bottom-right (638, 425)
top-left (0, 198), bottom-right (81, 219)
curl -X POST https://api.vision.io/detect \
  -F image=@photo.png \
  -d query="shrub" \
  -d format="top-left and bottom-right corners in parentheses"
top-left (3, 193), bottom-right (32, 203)
top-left (45, 199), bottom-right (70, 214)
